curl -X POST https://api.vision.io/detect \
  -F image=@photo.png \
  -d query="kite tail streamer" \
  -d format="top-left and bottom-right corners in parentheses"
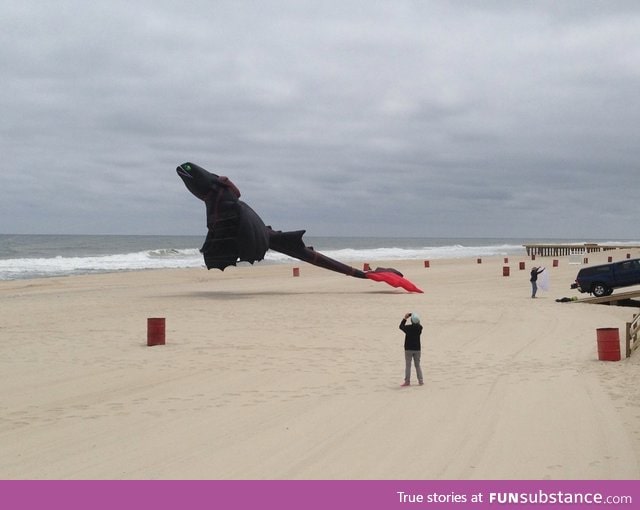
top-left (268, 229), bottom-right (423, 293)
top-left (364, 268), bottom-right (424, 293)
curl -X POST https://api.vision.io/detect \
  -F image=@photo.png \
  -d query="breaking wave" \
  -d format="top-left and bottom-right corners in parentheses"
top-left (7, 236), bottom-right (636, 280)
top-left (0, 248), bottom-right (203, 280)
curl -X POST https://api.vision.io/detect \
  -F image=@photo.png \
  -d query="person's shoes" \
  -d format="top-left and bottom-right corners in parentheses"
top-left (401, 381), bottom-right (410, 387)
top-left (419, 381), bottom-right (424, 385)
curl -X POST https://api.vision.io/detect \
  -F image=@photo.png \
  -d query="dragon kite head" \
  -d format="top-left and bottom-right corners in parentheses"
top-left (176, 162), bottom-right (240, 202)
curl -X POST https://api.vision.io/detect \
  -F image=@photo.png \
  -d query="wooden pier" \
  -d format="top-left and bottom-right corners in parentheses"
top-left (523, 243), bottom-right (640, 257)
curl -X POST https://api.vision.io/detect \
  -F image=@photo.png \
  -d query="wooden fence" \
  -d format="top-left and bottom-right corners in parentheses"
top-left (626, 312), bottom-right (640, 358)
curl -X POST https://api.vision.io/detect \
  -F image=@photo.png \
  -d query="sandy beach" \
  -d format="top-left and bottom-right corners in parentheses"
top-left (1, 251), bottom-right (639, 480)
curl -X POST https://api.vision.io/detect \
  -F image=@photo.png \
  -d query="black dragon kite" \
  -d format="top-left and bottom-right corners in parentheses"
top-left (176, 162), bottom-right (422, 293)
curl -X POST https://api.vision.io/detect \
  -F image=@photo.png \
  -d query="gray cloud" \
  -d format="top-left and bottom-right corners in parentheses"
top-left (1, 0), bottom-right (639, 238)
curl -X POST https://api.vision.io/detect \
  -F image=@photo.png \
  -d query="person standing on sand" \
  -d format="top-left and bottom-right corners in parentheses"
top-left (530, 266), bottom-right (545, 298)
top-left (399, 312), bottom-right (423, 386)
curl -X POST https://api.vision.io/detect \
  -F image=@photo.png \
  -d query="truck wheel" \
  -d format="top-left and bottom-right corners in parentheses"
top-left (592, 283), bottom-right (610, 297)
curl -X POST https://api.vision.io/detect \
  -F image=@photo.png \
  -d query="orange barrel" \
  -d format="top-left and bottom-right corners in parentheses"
top-left (363, 262), bottom-right (371, 271)
top-left (424, 260), bottom-right (430, 268)
top-left (147, 318), bottom-right (165, 346)
top-left (292, 267), bottom-right (300, 277)
top-left (519, 262), bottom-right (525, 270)
top-left (553, 259), bottom-right (559, 267)
top-left (503, 266), bottom-right (510, 277)
top-left (596, 328), bottom-right (620, 361)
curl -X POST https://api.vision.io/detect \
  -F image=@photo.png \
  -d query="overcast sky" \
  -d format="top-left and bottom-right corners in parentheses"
top-left (1, 1), bottom-right (639, 239)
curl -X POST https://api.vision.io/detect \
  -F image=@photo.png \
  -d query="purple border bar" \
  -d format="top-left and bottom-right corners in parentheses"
top-left (2, 480), bottom-right (639, 509)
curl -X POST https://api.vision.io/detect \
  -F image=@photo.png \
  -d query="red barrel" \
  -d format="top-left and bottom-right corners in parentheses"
top-left (502, 266), bottom-right (510, 277)
top-left (608, 256), bottom-right (613, 263)
top-left (596, 328), bottom-right (620, 361)
top-left (292, 267), bottom-right (300, 277)
top-left (477, 258), bottom-right (482, 264)
top-left (553, 259), bottom-right (559, 267)
top-left (424, 260), bottom-right (430, 268)
top-left (519, 262), bottom-right (525, 270)
top-left (504, 257), bottom-right (509, 263)
top-left (147, 318), bottom-right (165, 346)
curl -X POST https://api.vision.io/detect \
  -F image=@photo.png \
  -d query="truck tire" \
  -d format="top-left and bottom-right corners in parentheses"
top-left (592, 283), bottom-right (611, 297)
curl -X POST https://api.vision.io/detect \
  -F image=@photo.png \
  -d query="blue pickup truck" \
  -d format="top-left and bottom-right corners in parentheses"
top-left (571, 258), bottom-right (640, 297)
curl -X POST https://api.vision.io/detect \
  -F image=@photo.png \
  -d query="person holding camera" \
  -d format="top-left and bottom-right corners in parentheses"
top-left (399, 312), bottom-right (423, 386)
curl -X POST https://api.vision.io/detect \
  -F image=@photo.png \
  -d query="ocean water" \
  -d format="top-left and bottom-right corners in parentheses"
top-left (1, 234), bottom-right (639, 281)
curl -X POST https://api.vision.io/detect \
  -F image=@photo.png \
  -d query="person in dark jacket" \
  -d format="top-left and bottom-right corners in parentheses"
top-left (530, 267), bottom-right (545, 298)
top-left (399, 312), bottom-right (423, 386)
